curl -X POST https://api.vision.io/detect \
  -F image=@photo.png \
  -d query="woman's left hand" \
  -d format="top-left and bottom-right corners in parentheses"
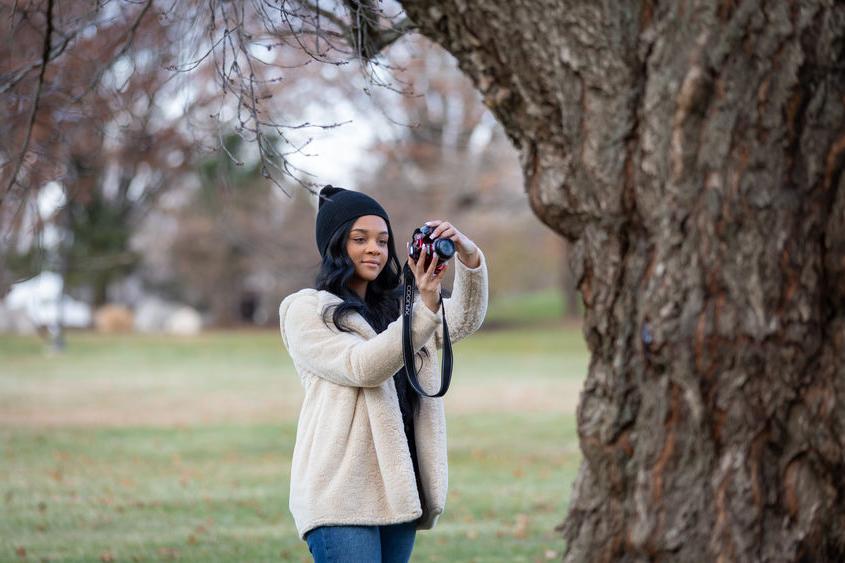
top-left (424, 220), bottom-right (480, 268)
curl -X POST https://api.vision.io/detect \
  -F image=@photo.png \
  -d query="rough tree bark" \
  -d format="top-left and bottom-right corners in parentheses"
top-left (562, 239), bottom-right (580, 320)
top-left (402, 1), bottom-right (845, 560)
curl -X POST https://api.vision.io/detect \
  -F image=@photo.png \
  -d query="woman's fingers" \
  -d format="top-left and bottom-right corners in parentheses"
top-left (411, 246), bottom-right (427, 278)
top-left (408, 236), bottom-right (451, 291)
top-left (425, 220), bottom-right (449, 240)
top-left (416, 246), bottom-right (427, 274)
top-left (420, 249), bottom-right (436, 286)
top-left (426, 251), bottom-right (440, 277)
top-left (425, 220), bottom-right (462, 245)
top-left (426, 219), bottom-right (475, 257)
top-left (408, 246), bottom-right (444, 290)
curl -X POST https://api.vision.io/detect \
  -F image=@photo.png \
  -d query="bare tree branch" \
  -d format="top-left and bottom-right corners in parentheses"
top-left (1, 0), bottom-right (54, 208)
top-left (68, 0), bottom-right (154, 104)
top-left (0, 32), bottom-right (71, 95)
top-left (342, 0), bottom-right (414, 61)
top-left (0, 2), bottom-right (130, 95)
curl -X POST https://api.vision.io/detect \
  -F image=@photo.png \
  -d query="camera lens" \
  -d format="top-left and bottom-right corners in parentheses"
top-left (433, 238), bottom-right (455, 259)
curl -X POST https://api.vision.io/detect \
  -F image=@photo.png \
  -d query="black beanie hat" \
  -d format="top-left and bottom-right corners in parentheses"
top-left (315, 185), bottom-right (393, 258)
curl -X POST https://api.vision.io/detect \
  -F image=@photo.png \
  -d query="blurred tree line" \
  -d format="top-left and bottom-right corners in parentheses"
top-left (0, 2), bottom-right (574, 329)
top-left (141, 37), bottom-right (574, 327)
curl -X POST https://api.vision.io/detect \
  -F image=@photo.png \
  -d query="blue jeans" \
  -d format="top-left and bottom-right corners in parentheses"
top-left (305, 521), bottom-right (417, 563)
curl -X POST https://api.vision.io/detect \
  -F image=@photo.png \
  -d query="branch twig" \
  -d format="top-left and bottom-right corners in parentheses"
top-left (2, 0), bottom-right (54, 209)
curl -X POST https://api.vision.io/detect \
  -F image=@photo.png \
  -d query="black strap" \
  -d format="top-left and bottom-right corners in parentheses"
top-left (401, 262), bottom-right (453, 397)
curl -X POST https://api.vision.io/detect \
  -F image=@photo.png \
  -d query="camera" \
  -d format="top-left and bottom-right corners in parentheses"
top-left (408, 225), bottom-right (455, 274)
top-left (402, 224), bottom-right (455, 398)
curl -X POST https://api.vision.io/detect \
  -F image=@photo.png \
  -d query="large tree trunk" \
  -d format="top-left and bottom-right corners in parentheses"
top-left (403, 0), bottom-right (845, 560)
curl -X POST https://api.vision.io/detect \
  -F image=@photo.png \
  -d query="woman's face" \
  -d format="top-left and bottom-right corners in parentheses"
top-left (346, 215), bottom-right (389, 284)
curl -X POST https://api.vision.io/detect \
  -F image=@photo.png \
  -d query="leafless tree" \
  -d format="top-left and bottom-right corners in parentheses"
top-left (1, 0), bottom-right (414, 295)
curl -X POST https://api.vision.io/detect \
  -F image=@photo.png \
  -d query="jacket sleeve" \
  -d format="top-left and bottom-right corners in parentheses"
top-left (435, 246), bottom-right (488, 351)
top-left (284, 294), bottom-right (443, 388)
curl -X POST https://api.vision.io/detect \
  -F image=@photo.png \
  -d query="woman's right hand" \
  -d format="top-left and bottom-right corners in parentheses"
top-left (407, 244), bottom-right (448, 313)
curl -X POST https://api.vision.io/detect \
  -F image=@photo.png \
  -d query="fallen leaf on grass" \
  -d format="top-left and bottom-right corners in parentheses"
top-left (15, 546), bottom-right (25, 559)
top-left (100, 551), bottom-right (114, 562)
top-left (544, 549), bottom-right (559, 559)
top-left (157, 547), bottom-right (180, 559)
top-left (514, 513), bottom-right (530, 539)
top-left (497, 513), bottom-right (531, 539)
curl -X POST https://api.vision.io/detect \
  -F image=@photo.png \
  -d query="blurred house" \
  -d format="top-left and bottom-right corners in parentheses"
top-left (2, 272), bottom-right (92, 331)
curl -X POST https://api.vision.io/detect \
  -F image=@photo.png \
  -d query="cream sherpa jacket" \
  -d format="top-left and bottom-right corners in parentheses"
top-left (278, 249), bottom-right (487, 540)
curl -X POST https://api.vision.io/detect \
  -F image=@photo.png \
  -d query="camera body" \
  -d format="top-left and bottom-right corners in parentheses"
top-left (408, 225), bottom-right (455, 274)
top-left (402, 224), bottom-right (456, 398)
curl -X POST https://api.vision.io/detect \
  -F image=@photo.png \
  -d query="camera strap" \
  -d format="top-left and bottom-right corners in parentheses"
top-left (401, 262), bottom-right (453, 398)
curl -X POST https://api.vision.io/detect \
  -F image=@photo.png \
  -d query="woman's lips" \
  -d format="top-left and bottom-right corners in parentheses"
top-left (363, 262), bottom-right (380, 267)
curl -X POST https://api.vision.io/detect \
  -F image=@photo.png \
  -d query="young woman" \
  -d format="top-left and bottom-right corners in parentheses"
top-left (278, 185), bottom-right (488, 562)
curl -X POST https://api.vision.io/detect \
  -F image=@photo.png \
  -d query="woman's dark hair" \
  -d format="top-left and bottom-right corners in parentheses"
top-left (315, 217), bottom-right (429, 413)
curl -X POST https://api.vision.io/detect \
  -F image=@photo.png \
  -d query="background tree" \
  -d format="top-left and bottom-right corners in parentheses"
top-left (162, 133), bottom-right (313, 326)
top-left (1, 0), bottom-right (193, 294)
top-left (399, 1), bottom-right (845, 560)
top-left (1, 1), bottom-right (198, 351)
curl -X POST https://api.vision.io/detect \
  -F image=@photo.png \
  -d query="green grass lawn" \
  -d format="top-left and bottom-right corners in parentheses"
top-left (483, 289), bottom-right (580, 327)
top-left (0, 325), bottom-right (588, 562)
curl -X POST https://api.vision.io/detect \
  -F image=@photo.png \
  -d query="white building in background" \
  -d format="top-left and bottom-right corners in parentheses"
top-left (2, 272), bottom-right (92, 330)
top-left (1, 272), bottom-right (206, 335)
